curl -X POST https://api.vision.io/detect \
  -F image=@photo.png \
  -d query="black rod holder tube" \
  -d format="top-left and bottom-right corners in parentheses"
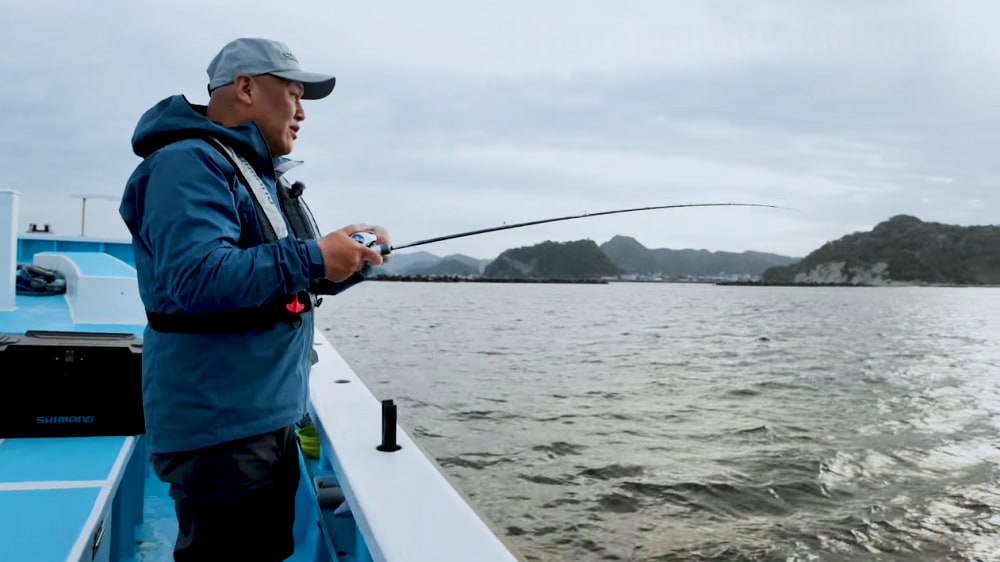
top-left (377, 399), bottom-right (402, 452)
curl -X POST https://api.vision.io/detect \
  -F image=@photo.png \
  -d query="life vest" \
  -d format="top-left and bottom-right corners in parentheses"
top-left (144, 136), bottom-right (357, 334)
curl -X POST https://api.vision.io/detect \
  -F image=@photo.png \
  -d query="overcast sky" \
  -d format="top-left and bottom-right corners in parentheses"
top-left (2, 1), bottom-right (998, 260)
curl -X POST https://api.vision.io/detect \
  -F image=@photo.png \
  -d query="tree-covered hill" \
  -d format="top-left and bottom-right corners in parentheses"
top-left (762, 215), bottom-right (1000, 285)
top-left (483, 240), bottom-right (620, 280)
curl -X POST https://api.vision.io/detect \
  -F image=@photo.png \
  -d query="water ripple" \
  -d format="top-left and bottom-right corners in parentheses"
top-left (320, 282), bottom-right (1000, 561)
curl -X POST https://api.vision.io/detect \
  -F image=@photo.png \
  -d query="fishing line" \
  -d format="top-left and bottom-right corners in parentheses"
top-left (361, 202), bottom-right (789, 256)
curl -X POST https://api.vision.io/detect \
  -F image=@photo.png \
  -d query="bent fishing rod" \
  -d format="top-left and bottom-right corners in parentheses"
top-left (352, 202), bottom-right (788, 256)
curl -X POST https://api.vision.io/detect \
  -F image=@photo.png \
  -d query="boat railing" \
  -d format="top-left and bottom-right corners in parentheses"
top-left (306, 335), bottom-right (524, 562)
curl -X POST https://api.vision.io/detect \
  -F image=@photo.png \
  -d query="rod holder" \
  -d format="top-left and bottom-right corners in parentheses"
top-left (376, 399), bottom-right (402, 452)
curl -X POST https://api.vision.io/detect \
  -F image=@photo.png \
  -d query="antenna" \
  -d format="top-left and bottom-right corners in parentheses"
top-left (70, 194), bottom-right (120, 237)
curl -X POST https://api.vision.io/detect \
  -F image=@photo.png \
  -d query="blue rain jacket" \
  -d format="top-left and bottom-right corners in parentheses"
top-left (119, 95), bottom-right (327, 454)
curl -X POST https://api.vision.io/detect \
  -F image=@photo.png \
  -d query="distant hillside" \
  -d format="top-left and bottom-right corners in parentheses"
top-left (440, 253), bottom-right (490, 274)
top-left (373, 251), bottom-right (440, 275)
top-left (373, 251), bottom-right (488, 276)
top-left (410, 258), bottom-right (481, 277)
top-left (484, 240), bottom-right (620, 279)
top-left (370, 235), bottom-right (798, 280)
top-left (762, 215), bottom-right (1000, 285)
top-left (601, 235), bottom-right (799, 277)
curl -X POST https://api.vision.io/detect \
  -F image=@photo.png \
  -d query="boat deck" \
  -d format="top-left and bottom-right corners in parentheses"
top-left (0, 258), bottom-right (326, 562)
top-left (0, 434), bottom-right (327, 562)
top-left (0, 290), bottom-right (137, 335)
top-left (0, 252), bottom-right (155, 561)
top-left (0, 436), bottom-right (146, 561)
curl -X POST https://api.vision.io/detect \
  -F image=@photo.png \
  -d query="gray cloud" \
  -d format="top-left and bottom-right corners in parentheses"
top-left (2, 0), bottom-right (999, 259)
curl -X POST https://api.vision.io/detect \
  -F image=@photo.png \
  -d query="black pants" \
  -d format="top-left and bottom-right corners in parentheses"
top-left (152, 426), bottom-right (301, 562)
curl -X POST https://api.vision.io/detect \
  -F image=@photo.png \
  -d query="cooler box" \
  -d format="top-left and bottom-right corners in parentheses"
top-left (0, 330), bottom-right (144, 438)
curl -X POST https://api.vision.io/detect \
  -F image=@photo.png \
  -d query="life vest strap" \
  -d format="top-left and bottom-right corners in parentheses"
top-left (146, 291), bottom-right (313, 334)
top-left (143, 136), bottom-right (329, 334)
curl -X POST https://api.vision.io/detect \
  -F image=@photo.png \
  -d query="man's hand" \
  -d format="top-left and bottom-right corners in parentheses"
top-left (316, 224), bottom-right (389, 282)
top-left (370, 225), bottom-right (391, 251)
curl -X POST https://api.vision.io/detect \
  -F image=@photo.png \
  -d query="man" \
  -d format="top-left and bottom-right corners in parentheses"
top-left (119, 37), bottom-right (387, 561)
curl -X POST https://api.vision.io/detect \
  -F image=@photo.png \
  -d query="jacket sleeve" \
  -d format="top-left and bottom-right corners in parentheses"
top-left (138, 143), bottom-right (327, 313)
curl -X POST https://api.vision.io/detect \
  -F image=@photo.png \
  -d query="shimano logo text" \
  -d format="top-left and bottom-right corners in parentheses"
top-left (36, 416), bottom-right (95, 425)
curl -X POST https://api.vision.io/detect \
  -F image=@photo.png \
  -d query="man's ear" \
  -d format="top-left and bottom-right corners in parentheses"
top-left (233, 74), bottom-right (254, 104)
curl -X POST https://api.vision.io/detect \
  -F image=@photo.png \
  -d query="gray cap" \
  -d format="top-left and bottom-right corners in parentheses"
top-left (206, 38), bottom-right (336, 100)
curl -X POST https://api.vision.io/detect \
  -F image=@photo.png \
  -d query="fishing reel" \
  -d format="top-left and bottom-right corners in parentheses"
top-left (351, 231), bottom-right (392, 257)
top-left (350, 231), bottom-right (378, 248)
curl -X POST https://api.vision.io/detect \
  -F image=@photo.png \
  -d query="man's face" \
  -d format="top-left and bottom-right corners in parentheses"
top-left (248, 75), bottom-right (305, 157)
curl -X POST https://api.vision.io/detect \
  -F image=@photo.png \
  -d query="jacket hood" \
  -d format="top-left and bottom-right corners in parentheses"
top-left (131, 95), bottom-right (273, 170)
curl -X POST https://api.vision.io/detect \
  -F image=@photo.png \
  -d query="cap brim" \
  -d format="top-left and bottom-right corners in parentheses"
top-left (269, 70), bottom-right (337, 100)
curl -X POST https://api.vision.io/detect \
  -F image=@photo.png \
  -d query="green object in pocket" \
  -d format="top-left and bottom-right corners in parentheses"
top-left (296, 425), bottom-right (320, 459)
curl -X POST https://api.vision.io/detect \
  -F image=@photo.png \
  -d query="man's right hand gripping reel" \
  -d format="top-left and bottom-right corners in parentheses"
top-left (350, 231), bottom-right (391, 257)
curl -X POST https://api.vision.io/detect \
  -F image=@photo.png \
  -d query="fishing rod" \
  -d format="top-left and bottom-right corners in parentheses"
top-left (352, 202), bottom-right (787, 256)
